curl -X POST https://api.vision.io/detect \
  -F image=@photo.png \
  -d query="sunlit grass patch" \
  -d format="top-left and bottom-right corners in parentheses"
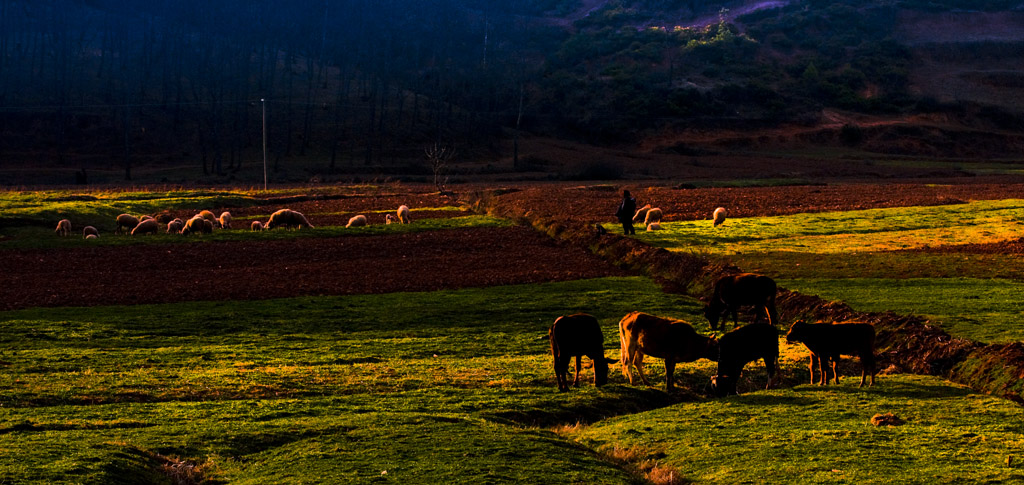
top-left (779, 277), bottom-right (1024, 344)
top-left (569, 374), bottom-right (1024, 484)
top-left (635, 199), bottom-right (1024, 255)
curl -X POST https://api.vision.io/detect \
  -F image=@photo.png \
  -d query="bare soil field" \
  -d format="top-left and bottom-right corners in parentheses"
top-left (487, 181), bottom-right (1024, 223)
top-left (1, 226), bottom-right (626, 311)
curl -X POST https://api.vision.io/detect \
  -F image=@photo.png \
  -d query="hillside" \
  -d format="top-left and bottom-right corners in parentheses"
top-left (0, 0), bottom-right (1022, 185)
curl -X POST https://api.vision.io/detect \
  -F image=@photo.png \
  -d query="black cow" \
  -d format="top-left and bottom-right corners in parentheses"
top-left (549, 314), bottom-right (615, 392)
top-left (704, 273), bottom-right (779, 330)
top-left (711, 323), bottom-right (779, 396)
top-left (785, 320), bottom-right (877, 387)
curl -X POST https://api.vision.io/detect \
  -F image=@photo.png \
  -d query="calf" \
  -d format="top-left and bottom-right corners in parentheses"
top-left (711, 323), bottom-right (779, 397)
top-left (785, 320), bottom-right (877, 387)
top-left (619, 311), bottom-right (719, 391)
top-left (549, 314), bottom-right (615, 392)
top-left (704, 273), bottom-right (778, 330)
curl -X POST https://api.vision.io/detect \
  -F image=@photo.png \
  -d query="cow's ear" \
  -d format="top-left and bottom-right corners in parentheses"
top-left (709, 334), bottom-right (717, 340)
top-left (698, 296), bottom-right (708, 303)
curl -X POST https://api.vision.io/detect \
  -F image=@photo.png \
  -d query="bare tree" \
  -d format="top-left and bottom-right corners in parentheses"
top-left (425, 143), bottom-right (454, 193)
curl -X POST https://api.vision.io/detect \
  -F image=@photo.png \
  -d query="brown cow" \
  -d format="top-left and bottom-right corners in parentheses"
top-left (619, 311), bottom-right (719, 390)
top-left (704, 273), bottom-right (778, 330)
top-left (711, 323), bottom-right (779, 397)
top-left (785, 320), bottom-right (877, 387)
top-left (549, 314), bottom-right (615, 392)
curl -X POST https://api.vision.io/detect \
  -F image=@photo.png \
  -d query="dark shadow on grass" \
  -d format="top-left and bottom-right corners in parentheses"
top-left (792, 378), bottom-right (974, 399)
top-left (482, 385), bottom-right (691, 428)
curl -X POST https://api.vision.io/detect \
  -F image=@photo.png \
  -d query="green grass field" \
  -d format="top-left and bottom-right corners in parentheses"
top-left (3, 277), bottom-right (1021, 483)
top-left (635, 199), bottom-right (1024, 254)
top-left (632, 199), bottom-right (1024, 344)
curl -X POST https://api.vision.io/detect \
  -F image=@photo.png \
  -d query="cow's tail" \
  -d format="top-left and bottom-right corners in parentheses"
top-left (619, 315), bottom-right (632, 382)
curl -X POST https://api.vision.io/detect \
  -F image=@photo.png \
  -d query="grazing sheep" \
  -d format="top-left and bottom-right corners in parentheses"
top-left (619, 311), bottom-right (719, 390)
top-left (131, 218), bottom-right (159, 236)
top-left (385, 214), bottom-right (396, 224)
top-left (198, 210), bottom-right (217, 222)
top-left (82, 226), bottom-right (99, 239)
top-left (139, 215), bottom-right (154, 222)
top-left (166, 219), bottom-right (184, 234)
top-left (115, 214), bottom-right (140, 234)
top-left (265, 209), bottom-right (314, 230)
top-left (181, 216), bottom-right (207, 236)
top-left (251, 220), bottom-right (264, 231)
top-left (632, 204), bottom-right (652, 223)
top-left (549, 314), bottom-right (616, 391)
top-left (713, 207), bottom-right (727, 227)
top-left (85, 234), bottom-right (98, 240)
top-left (646, 222), bottom-right (662, 231)
top-left (218, 211), bottom-right (232, 229)
top-left (346, 214), bottom-right (368, 228)
top-left (55, 219), bottom-right (71, 236)
top-left (202, 218), bottom-right (214, 234)
top-left (786, 320), bottom-right (877, 387)
top-left (644, 208), bottom-right (663, 226)
top-left (704, 273), bottom-right (779, 330)
top-left (397, 205), bottom-right (411, 224)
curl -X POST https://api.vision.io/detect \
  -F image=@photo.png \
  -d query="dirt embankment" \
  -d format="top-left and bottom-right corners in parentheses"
top-left (474, 185), bottom-right (1024, 403)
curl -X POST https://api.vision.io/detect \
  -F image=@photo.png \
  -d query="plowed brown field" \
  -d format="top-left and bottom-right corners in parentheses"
top-left (1, 226), bottom-right (627, 311)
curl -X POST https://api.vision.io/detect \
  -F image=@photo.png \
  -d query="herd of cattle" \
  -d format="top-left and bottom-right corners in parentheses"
top-left (549, 273), bottom-right (877, 396)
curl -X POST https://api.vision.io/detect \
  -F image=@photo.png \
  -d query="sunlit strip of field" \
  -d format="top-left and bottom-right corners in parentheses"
top-left (0, 277), bottom-right (1015, 483)
top-left (635, 199), bottom-right (1024, 254)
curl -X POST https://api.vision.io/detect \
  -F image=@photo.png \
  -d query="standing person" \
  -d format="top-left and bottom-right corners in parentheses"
top-left (615, 189), bottom-right (637, 235)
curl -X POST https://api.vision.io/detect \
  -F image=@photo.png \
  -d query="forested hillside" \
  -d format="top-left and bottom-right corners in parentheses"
top-left (0, 0), bottom-right (1022, 182)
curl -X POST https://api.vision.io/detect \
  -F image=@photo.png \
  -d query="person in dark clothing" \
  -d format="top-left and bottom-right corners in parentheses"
top-left (615, 189), bottom-right (637, 235)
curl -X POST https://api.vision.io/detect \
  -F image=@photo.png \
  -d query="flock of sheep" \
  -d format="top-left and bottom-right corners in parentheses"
top-left (627, 204), bottom-right (727, 232)
top-left (54, 204), bottom-right (414, 239)
top-left (550, 273), bottom-right (877, 396)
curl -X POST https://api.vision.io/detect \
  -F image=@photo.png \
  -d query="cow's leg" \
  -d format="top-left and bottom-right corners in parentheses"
top-left (555, 356), bottom-right (568, 391)
top-left (572, 355), bottom-right (582, 387)
top-left (808, 354), bottom-right (818, 385)
top-left (665, 359), bottom-right (676, 390)
top-left (765, 356), bottom-right (778, 389)
top-left (860, 352), bottom-right (876, 387)
top-left (634, 351), bottom-right (651, 386)
top-left (830, 355), bottom-right (840, 385)
top-left (730, 307), bottom-right (740, 328)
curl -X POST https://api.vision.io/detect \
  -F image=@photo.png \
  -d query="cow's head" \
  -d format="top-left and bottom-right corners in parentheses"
top-left (701, 334), bottom-right (720, 361)
top-left (703, 304), bottom-right (721, 330)
top-left (785, 320), bottom-right (808, 343)
top-left (711, 374), bottom-right (737, 397)
top-left (593, 356), bottom-right (616, 386)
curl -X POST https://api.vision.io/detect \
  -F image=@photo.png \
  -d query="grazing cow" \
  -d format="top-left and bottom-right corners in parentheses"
top-left (785, 320), bottom-right (877, 387)
top-left (704, 273), bottom-right (779, 330)
top-left (549, 314), bottom-right (615, 392)
top-left (619, 311), bottom-right (719, 390)
top-left (711, 323), bottom-right (779, 397)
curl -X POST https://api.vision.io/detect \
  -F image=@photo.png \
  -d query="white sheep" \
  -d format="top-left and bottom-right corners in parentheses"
top-left (632, 204), bottom-right (652, 224)
top-left (646, 222), bottom-right (663, 231)
top-left (346, 214), bottom-right (368, 228)
top-left (397, 205), bottom-right (411, 224)
top-left (385, 214), bottom-right (396, 224)
top-left (131, 218), bottom-right (159, 236)
top-left (181, 216), bottom-right (208, 236)
top-left (644, 208), bottom-right (663, 226)
top-left (251, 220), bottom-right (264, 231)
top-left (167, 219), bottom-right (184, 234)
top-left (265, 209), bottom-right (314, 230)
top-left (55, 219), bottom-right (71, 236)
top-left (713, 207), bottom-right (727, 227)
top-left (115, 214), bottom-right (139, 234)
top-left (219, 211), bottom-right (232, 229)
top-left (82, 226), bottom-right (99, 239)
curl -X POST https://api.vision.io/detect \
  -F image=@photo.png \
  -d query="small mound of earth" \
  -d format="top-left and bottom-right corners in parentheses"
top-left (870, 413), bottom-right (905, 427)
